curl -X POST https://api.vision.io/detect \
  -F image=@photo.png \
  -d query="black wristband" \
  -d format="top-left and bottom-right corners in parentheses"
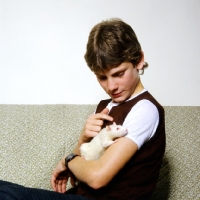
top-left (65, 153), bottom-right (78, 167)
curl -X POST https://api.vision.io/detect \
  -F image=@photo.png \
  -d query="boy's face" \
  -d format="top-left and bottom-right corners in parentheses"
top-left (95, 62), bottom-right (143, 103)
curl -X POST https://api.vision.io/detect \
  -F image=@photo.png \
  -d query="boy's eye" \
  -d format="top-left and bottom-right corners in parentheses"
top-left (115, 71), bottom-right (124, 77)
top-left (97, 76), bottom-right (107, 80)
top-left (118, 72), bottom-right (124, 77)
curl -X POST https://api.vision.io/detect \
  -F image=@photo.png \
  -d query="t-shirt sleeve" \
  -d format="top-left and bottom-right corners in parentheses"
top-left (124, 100), bottom-right (159, 150)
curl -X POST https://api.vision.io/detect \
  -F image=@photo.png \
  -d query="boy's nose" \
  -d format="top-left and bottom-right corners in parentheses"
top-left (107, 79), bottom-right (117, 91)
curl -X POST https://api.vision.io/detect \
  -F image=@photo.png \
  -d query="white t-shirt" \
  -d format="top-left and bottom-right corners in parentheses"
top-left (106, 89), bottom-right (159, 150)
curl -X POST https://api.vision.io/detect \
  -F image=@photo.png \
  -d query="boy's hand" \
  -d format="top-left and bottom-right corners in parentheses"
top-left (80, 108), bottom-right (113, 143)
top-left (51, 158), bottom-right (76, 193)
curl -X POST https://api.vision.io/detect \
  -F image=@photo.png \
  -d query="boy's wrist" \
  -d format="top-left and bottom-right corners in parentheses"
top-left (65, 153), bottom-right (79, 167)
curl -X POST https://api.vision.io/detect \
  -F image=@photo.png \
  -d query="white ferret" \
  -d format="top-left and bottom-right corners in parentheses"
top-left (80, 122), bottom-right (127, 160)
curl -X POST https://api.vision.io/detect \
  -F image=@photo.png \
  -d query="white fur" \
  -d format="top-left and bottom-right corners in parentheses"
top-left (80, 122), bottom-right (127, 160)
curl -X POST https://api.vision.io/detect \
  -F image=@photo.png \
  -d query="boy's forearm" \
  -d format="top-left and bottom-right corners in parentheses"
top-left (73, 140), bottom-right (82, 155)
top-left (73, 129), bottom-right (85, 155)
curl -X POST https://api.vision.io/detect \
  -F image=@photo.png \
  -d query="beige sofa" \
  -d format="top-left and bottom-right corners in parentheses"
top-left (0, 105), bottom-right (199, 199)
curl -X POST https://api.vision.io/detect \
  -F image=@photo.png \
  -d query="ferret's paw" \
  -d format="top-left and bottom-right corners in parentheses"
top-left (102, 141), bottom-right (114, 148)
top-left (114, 139), bottom-right (120, 143)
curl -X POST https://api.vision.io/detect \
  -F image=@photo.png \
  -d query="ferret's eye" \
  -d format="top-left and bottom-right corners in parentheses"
top-left (116, 128), bottom-right (119, 130)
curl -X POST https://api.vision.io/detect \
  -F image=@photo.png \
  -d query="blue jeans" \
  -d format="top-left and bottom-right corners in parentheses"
top-left (0, 180), bottom-right (90, 200)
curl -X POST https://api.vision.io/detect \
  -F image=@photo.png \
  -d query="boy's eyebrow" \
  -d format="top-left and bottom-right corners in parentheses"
top-left (94, 73), bottom-right (103, 76)
top-left (112, 69), bottom-right (125, 75)
top-left (94, 71), bottom-right (107, 76)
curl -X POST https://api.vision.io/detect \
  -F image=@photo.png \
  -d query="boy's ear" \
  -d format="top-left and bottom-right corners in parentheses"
top-left (136, 51), bottom-right (144, 70)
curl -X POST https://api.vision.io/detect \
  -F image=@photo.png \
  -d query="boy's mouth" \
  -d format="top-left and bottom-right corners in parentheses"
top-left (112, 91), bottom-right (123, 98)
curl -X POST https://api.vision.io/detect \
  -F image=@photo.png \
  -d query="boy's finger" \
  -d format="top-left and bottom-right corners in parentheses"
top-left (99, 108), bottom-right (113, 121)
top-left (100, 108), bottom-right (109, 114)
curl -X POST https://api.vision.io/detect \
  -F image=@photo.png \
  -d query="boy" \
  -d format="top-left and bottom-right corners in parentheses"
top-left (51, 18), bottom-right (166, 199)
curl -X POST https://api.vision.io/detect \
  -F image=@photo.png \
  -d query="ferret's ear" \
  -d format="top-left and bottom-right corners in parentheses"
top-left (106, 125), bottom-right (111, 131)
top-left (113, 122), bottom-right (116, 126)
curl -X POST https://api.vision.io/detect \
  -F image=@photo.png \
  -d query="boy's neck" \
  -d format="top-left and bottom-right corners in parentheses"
top-left (130, 79), bottom-right (144, 98)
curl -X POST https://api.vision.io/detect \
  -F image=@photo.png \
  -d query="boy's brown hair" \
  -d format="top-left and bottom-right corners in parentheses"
top-left (84, 18), bottom-right (148, 73)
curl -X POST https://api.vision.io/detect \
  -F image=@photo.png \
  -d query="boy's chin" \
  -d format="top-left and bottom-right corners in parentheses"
top-left (112, 97), bottom-right (127, 103)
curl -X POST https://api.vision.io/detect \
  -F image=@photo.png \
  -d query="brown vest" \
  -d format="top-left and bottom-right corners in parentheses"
top-left (75, 91), bottom-right (166, 200)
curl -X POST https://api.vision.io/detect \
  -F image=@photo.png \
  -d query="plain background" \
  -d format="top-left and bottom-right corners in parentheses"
top-left (0, 0), bottom-right (200, 105)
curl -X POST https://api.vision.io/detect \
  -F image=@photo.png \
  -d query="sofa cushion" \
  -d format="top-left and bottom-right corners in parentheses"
top-left (0, 105), bottom-right (95, 189)
top-left (0, 105), bottom-right (199, 199)
top-left (152, 106), bottom-right (200, 200)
